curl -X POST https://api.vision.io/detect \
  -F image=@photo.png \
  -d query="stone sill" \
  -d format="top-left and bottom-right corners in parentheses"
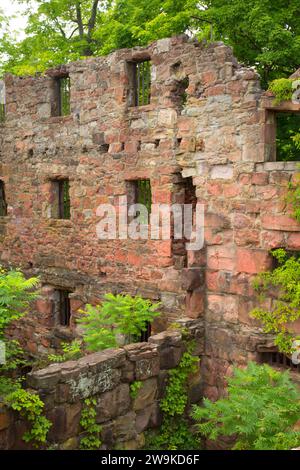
top-left (46, 219), bottom-right (73, 228)
top-left (128, 104), bottom-right (156, 114)
top-left (41, 115), bottom-right (74, 125)
top-left (256, 161), bottom-right (299, 172)
top-left (262, 96), bottom-right (300, 112)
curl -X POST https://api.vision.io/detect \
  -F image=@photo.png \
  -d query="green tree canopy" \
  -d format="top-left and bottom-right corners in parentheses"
top-left (204, 0), bottom-right (300, 87)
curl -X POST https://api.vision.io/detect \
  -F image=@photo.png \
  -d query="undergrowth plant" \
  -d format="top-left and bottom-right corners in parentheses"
top-left (130, 381), bottom-right (143, 399)
top-left (48, 339), bottom-right (82, 363)
top-left (192, 362), bottom-right (300, 450)
top-left (287, 166), bottom-right (300, 223)
top-left (268, 78), bottom-right (294, 104)
top-left (251, 248), bottom-right (300, 354)
top-left (79, 398), bottom-right (102, 450)
top-left (6, 388), bottom-right (52, 448)
top-left (146, 341), bottom-right (199, 450)
top-left (78, 293), bottom-right (160, 351)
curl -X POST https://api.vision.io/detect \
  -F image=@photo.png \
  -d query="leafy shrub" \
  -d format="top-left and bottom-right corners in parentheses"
top-left (48, 339), bottom-right (82, 363)
top-left (192, 362), bottom-right (300, 450)
top-left (251, 248), bottom-right (300, 354)
top-left (78, 293), bottom-right (161, 351)
top-left (287, 167), bottom-right (300, 223)
top-left (6, 388), bottom-right (52, 447)
top-left (0, 267), bottom-right (39, 337)
top-left (130, 381), bottom-right (143, 399)
top-left (268, 78), bottom-right (294, 104)
top-left (146, 344), bottom-right (199, 450)
top-left (79, 398), bottom-right (102, 450)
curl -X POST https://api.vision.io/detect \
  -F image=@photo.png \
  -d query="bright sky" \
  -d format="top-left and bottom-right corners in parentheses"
top-left (2, 1), bottom-right (30, 39)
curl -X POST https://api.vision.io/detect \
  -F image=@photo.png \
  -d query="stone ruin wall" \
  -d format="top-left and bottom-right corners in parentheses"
top-left (0, 330), bottom-right (202, 450)
top-left (0, 35), bottom-right (299, 403)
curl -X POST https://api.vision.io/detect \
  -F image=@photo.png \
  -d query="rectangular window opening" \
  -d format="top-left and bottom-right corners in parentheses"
top-left (129, 60), bottom-right (151, 107)
top-left (266, 111), bottom-right (300, 161)
top-left (51, 179), bottom-right (71, 219)
top-left (53, 76), bottom-right (71, 116)
top-left (259, 351), bottom-right (300, 373)
top-left (54, 289), bottom-right (71, 327)
top-left (126, 179), bottom-right (152, 223)
top-left (140, 321), bottom-right (151, 342)
top-left (0, 181), bottom-right (7, 216)
top-left (0, 103), bottom-right (5, 123)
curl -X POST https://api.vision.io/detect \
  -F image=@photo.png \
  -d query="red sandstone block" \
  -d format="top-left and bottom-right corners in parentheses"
top-left (206, 271), bottom-right (219, 292)
top-left (261, 214), bottom-right (300, 231)
top-left (124, 141), bottom-right (139, 153)
top-left (223, 184), bottom-right (240, 198)
top-left (128, 253), bottom-right (144, 267)
top-left (185, 290), bottom-right (204, 319)
top-left (207, 182), bottom-right (223, 196)
top-left (236, 248), bottom-right (271, 274)
top-left (156, 240), bottom-right (172, 257)
top-left (206, 85), bottom-right (226, 96)
top-left (207, 246), bottom-right (236, 271)
top-left (109, 142), bottom-right (123, 153)
top-left (35, 299), bottom-right (52, 315)
top-left (286, 232), bottom-right (300, 250)
top-left (201, 71), bottom-right (217, 86)
top-left (152, 190), bottom-right (172, 204)
top-left (261, 230), bottom-right (285, 249)
top-left (251, 173), bottom-right (269, 185)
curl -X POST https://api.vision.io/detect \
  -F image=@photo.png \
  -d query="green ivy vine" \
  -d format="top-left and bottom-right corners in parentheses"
top-left (145, 342), bottom-right (200, 450)
top-left (251, 248), bottom-right (300, 354)
top-left (6, 388), bottom-right (52, 448)
top-left (79, 398), bottom-right (102, 450)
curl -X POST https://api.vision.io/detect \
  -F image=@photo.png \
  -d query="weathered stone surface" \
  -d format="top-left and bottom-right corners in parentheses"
top-left (96, 383), bottom-right (130, 423)
top-left (133, 378), bottom-right (158, 411)
top-left (1, 34), bottom-right (300, 450)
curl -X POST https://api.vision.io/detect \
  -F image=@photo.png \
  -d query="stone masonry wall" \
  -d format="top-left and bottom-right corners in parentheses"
top-left (0, 330), bottom-right (201, 450)
top-left (0, 35), bottom-right (299, 400)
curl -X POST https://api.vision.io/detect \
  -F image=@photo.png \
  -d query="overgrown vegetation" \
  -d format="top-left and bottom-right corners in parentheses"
top-left (0, 267), bottom-right (39, 385)
top-left (146, 342), bottom-right (199, 450)
top-left (1, 1), bottom-right (300, 87)
top-left (192, 362), bottom-right (300, 450)
top-left (251, 249), bottom-right (300, 354)
top-left (78, 293), bottom-right (160, 351)
top-left (79, 398), bottom-right (102, 450)
top-left (5, 388), bottom-right (52, 448)
top-left (287, 167), bottom-right (300, 222)
top-left (0, 267), bottom-right (51, 448)
top-left (130, 381), bottom-right (143, 400)
top-left (268, 78), bottom-right (294, 104)
top-left (48, 339), bottom-right (82, 363)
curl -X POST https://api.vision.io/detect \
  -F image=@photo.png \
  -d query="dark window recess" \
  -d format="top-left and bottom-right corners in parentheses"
top-left (52, 179), bottom-right (71, 219)
top-left (0, 181), bottom-right (7, 216)
top-left (127, 179), bottom-right (152, 221)
top-left (55, 76), bottom-right (71, 116)
top-left (130, 60), bottom-right (151, 106)
top-left (259, 351), bottom-right (300, 373)
top-left (0, 103), bottom-right (5, 123)
top-left (140, 322), bottom-right (151, 342)
top-left (276, 112), bottom-right (300, 161)
top-left (58, 290), bottom-right (71, 326)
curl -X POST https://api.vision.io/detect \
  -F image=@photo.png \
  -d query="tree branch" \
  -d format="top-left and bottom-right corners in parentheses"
top-left (87, 0), bottom-right (100, 40)
top-left (75, 1), bottom-right (84, 38)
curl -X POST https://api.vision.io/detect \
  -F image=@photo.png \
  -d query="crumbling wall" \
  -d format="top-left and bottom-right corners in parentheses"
top-left (0, 35), bottom-right (299, 400)
top-left (0, 331), bottom-right (201, 450)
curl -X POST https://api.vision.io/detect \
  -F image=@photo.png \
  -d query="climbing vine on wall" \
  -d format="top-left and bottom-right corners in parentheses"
top-left (6, 388), bottom-right (52, 448)
top-left (251, 249), bottom-right (300, 354)
top-left (287, 167), bottom-right (300, 223)
top-left (146, 342), bottom-right (199, 450)
top-left (79, 398), bottom-right (102, 450)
